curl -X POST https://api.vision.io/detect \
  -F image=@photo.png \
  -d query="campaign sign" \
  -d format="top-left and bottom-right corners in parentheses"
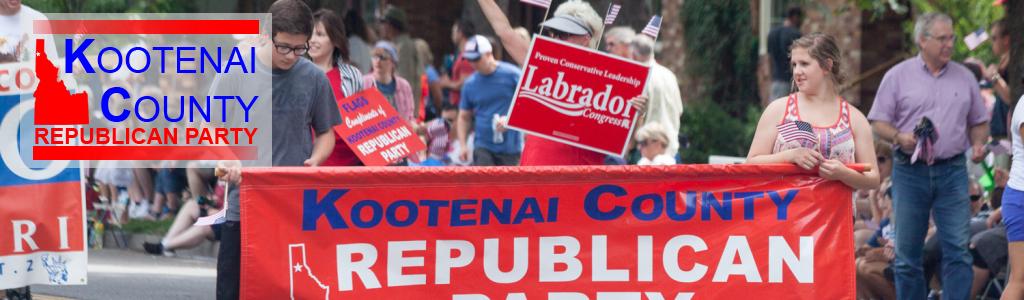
top-left (1, 62), bottom-right (87, 289)
top-left (241, 165), bottom-right (855, 299)
top-left (506, 36), bottom-right (650, 157)
top-left (333, 88), bottom-right (426, 166)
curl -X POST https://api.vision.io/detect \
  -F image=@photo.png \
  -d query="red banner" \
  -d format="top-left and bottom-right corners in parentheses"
top-left (333, 88), bottom-right (426, 166)
top-left (241, 165), bottom-right (854, 299)
top-left (506, 36), bottom-right (649, 157)
top-left (1, 73), bottom-right (88, 288)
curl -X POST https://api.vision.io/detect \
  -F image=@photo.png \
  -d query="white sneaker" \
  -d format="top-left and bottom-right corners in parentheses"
top-left (129, 201), bottom-right (151, 220)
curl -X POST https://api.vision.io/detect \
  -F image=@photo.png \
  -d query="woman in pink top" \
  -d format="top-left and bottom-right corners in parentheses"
top-left (747, 33), bottom-right (879, 190)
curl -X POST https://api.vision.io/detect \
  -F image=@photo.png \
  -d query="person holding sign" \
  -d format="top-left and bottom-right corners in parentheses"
top-left (362, 41), bottom-right (415, 123)
top-left (457, 35), bottom-right (523, 166)
top-left (746, 33), bottom-right (879, 191)
top-left (478, 0), bottom-right (645, 165)
top-left (309, 9), bottom-right (367, 167)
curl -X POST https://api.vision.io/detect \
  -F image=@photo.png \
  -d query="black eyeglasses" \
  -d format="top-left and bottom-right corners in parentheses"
top-left (273, 41), bottom-right (309, 56)
top-left (970, 195), bottom-right (982, 202)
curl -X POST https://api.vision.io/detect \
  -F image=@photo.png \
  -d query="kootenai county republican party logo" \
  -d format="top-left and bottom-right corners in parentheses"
top-left (27, 15), bottom-right (272, 166)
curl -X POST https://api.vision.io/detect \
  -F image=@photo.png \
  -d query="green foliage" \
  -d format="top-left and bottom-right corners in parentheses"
top-left (679, 0), bottom-right (762, 163)
top-left (681, 0), bottom-right (760, 117)
top-left (680, 102), bottom-right (761, 163)
top-left (121, 218), bottom-right (174, 235)
top-left (857, 0), bottom-right (1005, 63)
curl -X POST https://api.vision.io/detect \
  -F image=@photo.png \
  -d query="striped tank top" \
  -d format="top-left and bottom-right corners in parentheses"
top-left (772, 93), bottom-right (856, 163)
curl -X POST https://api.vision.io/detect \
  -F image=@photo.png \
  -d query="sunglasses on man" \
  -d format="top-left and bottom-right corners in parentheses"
top-left (543, 29), bottom-right (581, 41)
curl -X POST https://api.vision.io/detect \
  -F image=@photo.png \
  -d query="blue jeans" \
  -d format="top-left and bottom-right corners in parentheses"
top-left (891, 152), bottom-right (973, 300)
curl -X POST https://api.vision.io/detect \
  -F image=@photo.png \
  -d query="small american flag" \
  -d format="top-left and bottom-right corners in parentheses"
top-left (964, 28), bottom-right (989, 51)
top-left (641, 15), bottom-right (662, 38)
top-left (604, 4), bottom-right (621, 25)
top-left (777, 120), bottom-right (817, 145)
top-left (520, 0), bottom-right (551, 9)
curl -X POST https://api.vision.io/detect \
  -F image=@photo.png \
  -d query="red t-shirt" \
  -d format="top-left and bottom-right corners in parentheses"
top-left (519, 135), bottom-right (605, 166)
top-left (448, 55), bottom-right (475, 106)
top-left (322, 67), bottom-right (363, 167)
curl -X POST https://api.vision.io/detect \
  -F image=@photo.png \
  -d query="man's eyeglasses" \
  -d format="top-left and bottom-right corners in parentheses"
top-left (274, 41), bottom-right (310, 56)
top-left (970, 195), bottom-right (982, 202)
top-left (372, 54), bottom-right (390, 61)
top-left (927, 33), bottom-right (957, 44)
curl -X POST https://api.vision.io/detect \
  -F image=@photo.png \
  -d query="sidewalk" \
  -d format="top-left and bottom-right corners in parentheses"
top-left (32, 249), bottom-right (215, 299)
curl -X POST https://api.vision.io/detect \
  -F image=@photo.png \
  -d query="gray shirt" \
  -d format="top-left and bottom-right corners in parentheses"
top-left (221, 57), bottom-right (342, 222)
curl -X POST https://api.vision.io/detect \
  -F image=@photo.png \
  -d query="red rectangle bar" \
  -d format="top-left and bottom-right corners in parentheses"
top-left (34, 20), bottom-right (260, 35)
top-left (33, 146), bottom-right (258, 160)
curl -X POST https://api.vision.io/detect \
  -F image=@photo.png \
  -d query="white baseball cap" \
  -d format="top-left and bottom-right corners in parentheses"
top-left (462, 35), bottom-right (493, 61)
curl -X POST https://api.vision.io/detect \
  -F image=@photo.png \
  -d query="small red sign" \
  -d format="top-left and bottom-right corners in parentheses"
top-left (507, 36), bottom-right (650, 157)
top-left (333, 88), bottom-right (426, 166)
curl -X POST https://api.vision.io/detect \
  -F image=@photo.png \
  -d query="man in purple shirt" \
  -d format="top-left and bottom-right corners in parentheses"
top-left (868, 12), bottom-right (989, 300)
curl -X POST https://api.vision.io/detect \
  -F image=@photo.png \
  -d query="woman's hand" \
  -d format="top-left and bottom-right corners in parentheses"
top-left (785, 148), bottom-right (824, 170)
top-left (818, 159), bottom-right (852, 181)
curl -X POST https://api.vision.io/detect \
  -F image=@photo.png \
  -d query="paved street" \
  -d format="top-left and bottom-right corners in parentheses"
top-left (31, 249), bottom-right (215, 300)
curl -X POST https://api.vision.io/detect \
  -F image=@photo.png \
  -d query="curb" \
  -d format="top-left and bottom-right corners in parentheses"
top-left (101, 231), bottom-right (219, 259)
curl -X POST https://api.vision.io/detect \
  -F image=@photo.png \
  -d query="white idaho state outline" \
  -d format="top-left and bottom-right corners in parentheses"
top-left (289, 243), bottom-right (330, 299)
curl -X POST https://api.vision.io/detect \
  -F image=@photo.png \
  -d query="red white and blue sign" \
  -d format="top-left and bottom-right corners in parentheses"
top-left (0, 62), bottom-right (87, 289)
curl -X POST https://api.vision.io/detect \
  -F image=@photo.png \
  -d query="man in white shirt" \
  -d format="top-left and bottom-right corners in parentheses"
top-left (1, 0), bottom-right (58, 63)
top-left (631, 34), bottom-right (683, 157)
